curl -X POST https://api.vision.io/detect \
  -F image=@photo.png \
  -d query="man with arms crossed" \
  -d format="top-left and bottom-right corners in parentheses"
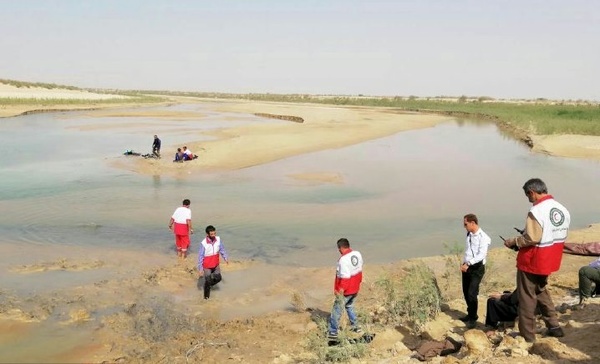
top-left (504, 178), bottom-right (570, 342)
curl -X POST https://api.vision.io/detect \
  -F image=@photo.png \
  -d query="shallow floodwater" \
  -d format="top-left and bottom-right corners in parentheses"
top-left (1, 103), bottom-right (600, 268)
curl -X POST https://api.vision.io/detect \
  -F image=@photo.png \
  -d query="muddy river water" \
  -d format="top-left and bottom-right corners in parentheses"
top-left (1, 104), bottom-right (600, 270)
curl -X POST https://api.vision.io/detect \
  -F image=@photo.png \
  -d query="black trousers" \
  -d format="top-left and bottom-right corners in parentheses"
top-left (485, 298), bottom-right (518, 328)
top-left (461, 262), bottom-right (485, 320)
top-left (203, 266), bottom-right (222, 299)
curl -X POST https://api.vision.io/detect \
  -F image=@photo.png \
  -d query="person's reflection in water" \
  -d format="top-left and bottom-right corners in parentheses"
top-left (153, 175), bottom-right (161, 188)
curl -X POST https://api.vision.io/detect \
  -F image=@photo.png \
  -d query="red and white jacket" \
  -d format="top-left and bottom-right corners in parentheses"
top-left (334, 249), bottom-right (363, 295)
top-left (198, 236), bottom-right (228, 269)
top-left (517, 195), bottom-right (570, 275)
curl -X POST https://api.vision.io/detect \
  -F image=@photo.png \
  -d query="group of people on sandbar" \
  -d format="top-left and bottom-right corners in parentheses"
top-left (173, 145), bottom-right (197, 162)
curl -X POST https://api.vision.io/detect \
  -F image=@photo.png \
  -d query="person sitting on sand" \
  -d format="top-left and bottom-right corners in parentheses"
top-left (182, 146), bottom-right (194, 161)
top-left (173, 148), bottom-right (184, 162)
top-left (578, 256), bottom-right (600, 306)
top-left (485, 289), bottom-right (519, 335)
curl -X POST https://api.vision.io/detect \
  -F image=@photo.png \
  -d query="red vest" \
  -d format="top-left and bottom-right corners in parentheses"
top-left (201, 237), bottom-right (222, 269)
top-left (517, 195), bottom-right (570, 275)
top-left (334, 249), bottom-right (363, 295)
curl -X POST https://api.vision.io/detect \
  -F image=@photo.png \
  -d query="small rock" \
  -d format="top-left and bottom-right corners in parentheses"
top-left (464, 329), bottom-right (492, 356)
top-left (272, 353), bottom-right (293, 364)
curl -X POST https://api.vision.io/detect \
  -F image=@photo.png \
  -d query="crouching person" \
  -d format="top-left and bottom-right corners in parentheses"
top-left (485, 289), bottom-right (519, 332)
top-left (198, 225), bottom-right (228, 300)
top-left (328, 238), bottom-right (364, 341)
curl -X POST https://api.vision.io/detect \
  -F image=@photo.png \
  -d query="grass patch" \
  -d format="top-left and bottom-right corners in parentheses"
top-left (0, 95), bottom-right (164, 106)
top-left (441, 242), bottom-right (464, 301)
top-left (0, 78), bottom-right (81, 90)
top-left (142, 91), bottom-right (600, 136)
top-left (375, 262), bottom-right (442, 333)
top-left (305, 316), bottom-right (368, 363)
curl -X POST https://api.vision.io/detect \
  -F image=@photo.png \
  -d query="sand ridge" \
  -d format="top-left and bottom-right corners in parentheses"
top-left (116, 99), bottom-right (449, 176)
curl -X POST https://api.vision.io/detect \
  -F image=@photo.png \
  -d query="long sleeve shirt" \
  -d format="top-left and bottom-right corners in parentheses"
top-left (463, 228), bottom-right (491, 265)
top-left (510, 212), bottom-right (543, 248)
top-left (589, 257), bottom-right (600, 269)
top-left (197, 238), bottom-right (228, 269)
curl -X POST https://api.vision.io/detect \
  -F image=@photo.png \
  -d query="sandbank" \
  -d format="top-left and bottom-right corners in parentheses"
top-left (0, 82), bottom-right (151, 118)
top-left (531, 134), bottom-right (600, 161)
top-left (115, 99), bottom-right (449, 176)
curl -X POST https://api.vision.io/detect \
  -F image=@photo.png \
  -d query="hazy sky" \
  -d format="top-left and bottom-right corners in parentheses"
top-left (1, 0), bottom-right (598, 100)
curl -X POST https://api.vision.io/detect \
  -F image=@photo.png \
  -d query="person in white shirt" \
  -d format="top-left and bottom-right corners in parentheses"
top-left (460, 213), bottom-right (491, 329)
top-left (182, 146), bottom-right (194, 161)
top-left (168, 199), bottom-right (193, 259)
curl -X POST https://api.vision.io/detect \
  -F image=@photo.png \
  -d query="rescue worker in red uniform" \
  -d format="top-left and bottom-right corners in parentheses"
top-left (198, 225), bottom-right (228, 299)
top-left (504, 178), bottom-right (570, 342)
top-left (328, 238), bottom-right (363, 340)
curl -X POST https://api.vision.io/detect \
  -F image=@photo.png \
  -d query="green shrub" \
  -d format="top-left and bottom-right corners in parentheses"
top-left (376, 262), bottom-right (442, 333)
top-left (441, 242), bottom-right (464, 300)
top-left (304, 315), bottom-right (368, 363)
top-left (398, 263), bottom-right (443, 332)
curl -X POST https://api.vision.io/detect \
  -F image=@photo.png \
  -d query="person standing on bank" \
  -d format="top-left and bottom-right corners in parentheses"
top-left (198, 225), bottom-right (228, 300)
top-left (152, 135), bottom-right (161, 158)
top-left (460, 213), bottom-right (491, 329)
top-left (328, 238), bottom-right (364, 340)
top-left (504, 178), bottom-right (570, 342)
top-left (168, 199), bottom-right (193, 259)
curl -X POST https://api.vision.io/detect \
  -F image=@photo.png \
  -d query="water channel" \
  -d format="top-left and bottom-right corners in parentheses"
top-left (1, 103), bottom-right (599, 268)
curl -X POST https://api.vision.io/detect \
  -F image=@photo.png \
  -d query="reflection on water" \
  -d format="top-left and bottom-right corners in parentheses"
top-left (1, 105), bottom-right (600, 267)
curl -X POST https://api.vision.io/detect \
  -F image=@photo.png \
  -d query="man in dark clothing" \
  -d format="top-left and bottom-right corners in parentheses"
top-left (485, 290), bottom-right (519, 329)
top-left (152, 135), bottom-right (161, 158)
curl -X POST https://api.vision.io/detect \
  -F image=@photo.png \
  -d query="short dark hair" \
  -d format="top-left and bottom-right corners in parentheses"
top-left (464, 213), bottom-right (478, 225)
top-left (523, 178), bottom-right (548, 194)
top-left (182, 199), bottom-right (191, 206)
top-left (337, 238), bottom-right (350, 249)
top-left (205, 225), bottom-right (216, 234)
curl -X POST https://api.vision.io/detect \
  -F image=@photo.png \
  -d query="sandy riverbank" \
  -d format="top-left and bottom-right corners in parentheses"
top-left (110, 99), bottom-right (449, 176)
top-left (108, 98), bottom-right (600, 177)
top-left (2, 224), bottom-right (600, 363)
top-left (3, 82), bottom-right (600, 165)
top-left (0, 82), bottom-right (156, 118)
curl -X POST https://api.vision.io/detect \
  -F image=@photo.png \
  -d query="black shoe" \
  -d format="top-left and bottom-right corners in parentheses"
top-left (466, 320), bottom-right (477, 329)
top-left (458, 315), bottom-right (470, 322)
top-left (546, 327), bottom-right (564, 338)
